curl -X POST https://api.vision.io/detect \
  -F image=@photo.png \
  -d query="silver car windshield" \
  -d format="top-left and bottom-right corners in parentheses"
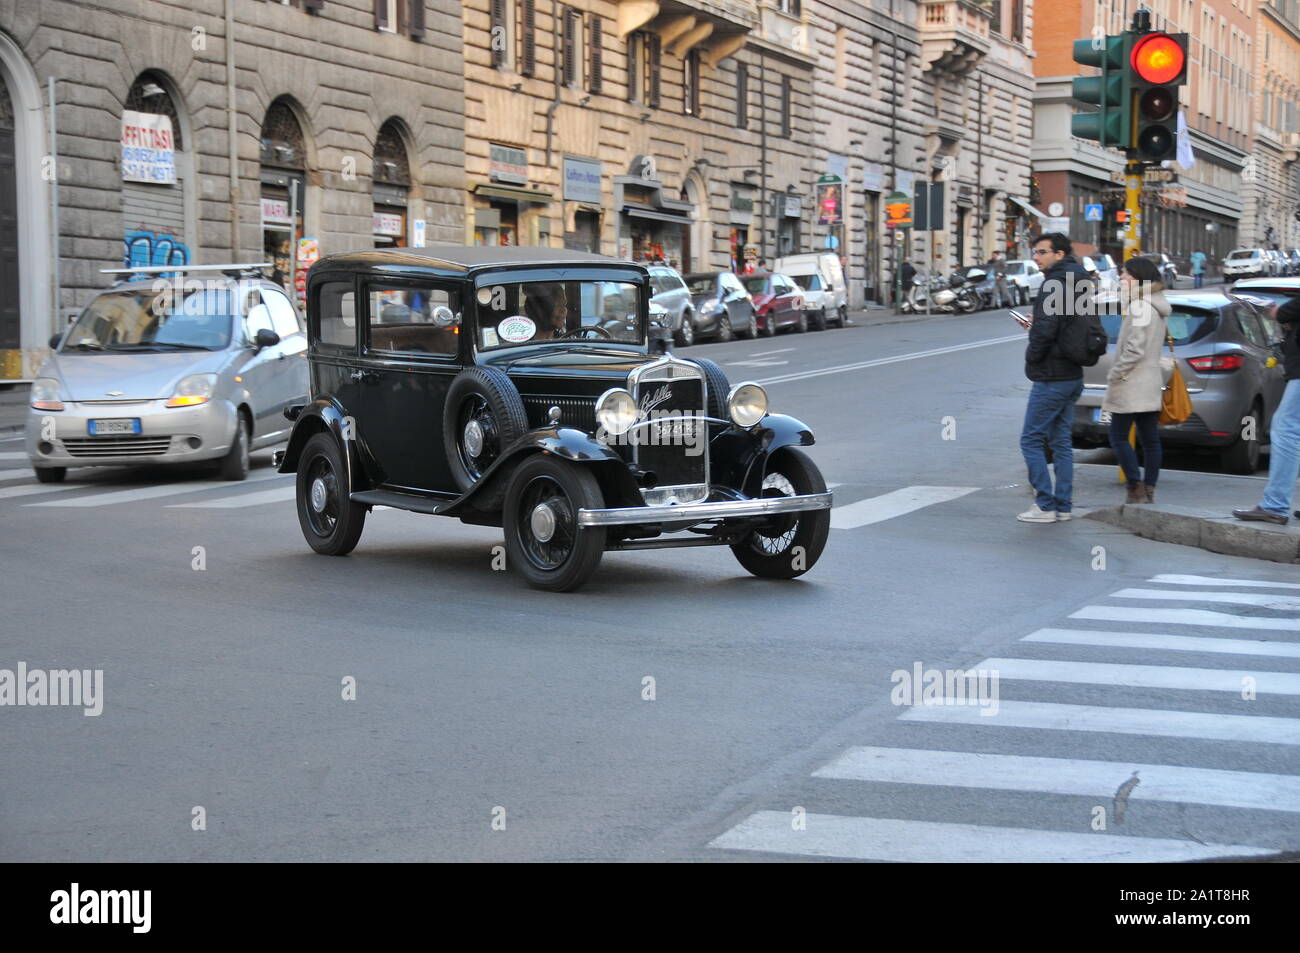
top-left (61, 288), bottom-right (234, 351)
top-left (475, 279), bottom-right (644, 350)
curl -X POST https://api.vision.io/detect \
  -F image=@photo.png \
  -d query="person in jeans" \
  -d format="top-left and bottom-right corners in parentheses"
top-left (1234, 295), bottom-right (1300, 524)
top-left (1018, 232), bottom-right (1094, 522)
top-left (1189, 249), bottom-right (1207, 289)
top-left (1104, 256), bottom-right (1172, 503)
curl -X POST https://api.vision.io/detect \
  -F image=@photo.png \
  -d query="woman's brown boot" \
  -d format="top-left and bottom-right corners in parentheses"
top-left (1125, 483), bottom-right (1145, 504)
top-left (1143, 484), bottom-right (1155, 503)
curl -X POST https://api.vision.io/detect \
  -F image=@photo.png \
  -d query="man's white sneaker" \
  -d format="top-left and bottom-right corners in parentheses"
top-left (1017, 505), bottom-right (1058, 523)
top-left (1056, 511), bottom-right (1073, 521)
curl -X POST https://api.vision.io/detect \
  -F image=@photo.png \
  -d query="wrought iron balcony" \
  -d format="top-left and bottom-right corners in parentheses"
top-left (919, 0), bottom-right (993, 75)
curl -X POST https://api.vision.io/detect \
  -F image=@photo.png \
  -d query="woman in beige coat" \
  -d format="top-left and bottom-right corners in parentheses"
top-left (1103, 256), bottom-right (1172, 503)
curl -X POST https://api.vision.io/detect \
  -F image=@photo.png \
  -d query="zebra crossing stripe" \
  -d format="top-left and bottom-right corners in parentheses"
top-left (1112, 587), bottom-right (1300, 611)
top-left (830, 486), bottom-right (979, 530)
top-left (900, 700), bottom-right (1300, 745)
top-left (0, 469), bottom-right (34, 484)
top-left (709, 812), bottom-right (1277, 862)
top-left (1023, 627), bottom-right (1300, 659)
top-left (0, 481), bottom-right (84, 501)
top-left (812, 746), bottom-right (1300, 813)
top-left (977, 657), bottom-right (1300, 695)
top-left (1072, 605), bottom-right (1300, 631)
top-left (168, 485), bottom-right (296, 509)
top-left (27, 469), bottom-right (285, 507)
top-left (1149, 574), bottom-right (1300, 590)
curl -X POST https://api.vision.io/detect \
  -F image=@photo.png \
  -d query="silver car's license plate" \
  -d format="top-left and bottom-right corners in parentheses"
top-left (88, 418), bottom-right (141, 436)
top-left (1093, 408), bottom-right (1112, 425)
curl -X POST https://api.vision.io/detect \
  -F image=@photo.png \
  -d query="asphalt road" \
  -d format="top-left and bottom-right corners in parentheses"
top-left (1, 308), bottom-right (1297, 862)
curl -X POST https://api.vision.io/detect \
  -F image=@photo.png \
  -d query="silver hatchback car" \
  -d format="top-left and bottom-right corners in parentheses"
top-left (26, 264), bottom-right (308, 482)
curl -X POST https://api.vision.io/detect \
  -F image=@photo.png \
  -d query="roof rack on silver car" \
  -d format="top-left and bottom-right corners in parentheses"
top-left (100, 263), bottom-right (274, 279)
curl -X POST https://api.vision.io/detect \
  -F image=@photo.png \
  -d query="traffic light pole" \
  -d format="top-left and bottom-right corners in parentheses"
top-left (1124, 159), bottom-right (1143, 258)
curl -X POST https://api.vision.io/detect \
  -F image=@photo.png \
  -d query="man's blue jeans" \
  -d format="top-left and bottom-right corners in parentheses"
top-left (1021, 378), bottom-right (1084, 512)
top-left (1260, 378), bottom-right (1300, 517)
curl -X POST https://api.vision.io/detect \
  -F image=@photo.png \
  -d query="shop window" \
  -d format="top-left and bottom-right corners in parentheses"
top-left (259, 97), bottom-right (308, 305)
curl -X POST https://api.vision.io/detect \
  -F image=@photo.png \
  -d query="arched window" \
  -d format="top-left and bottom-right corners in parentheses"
top-left (121, 72), bottom-right (190, 270)
top-left (373, 119), bottom-right (413, 248)
top-left (259, 97), bottom-right (308, 300)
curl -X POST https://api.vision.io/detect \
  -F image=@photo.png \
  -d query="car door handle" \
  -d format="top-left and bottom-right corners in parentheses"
top-left (350, 370), bottom-right (373, 383)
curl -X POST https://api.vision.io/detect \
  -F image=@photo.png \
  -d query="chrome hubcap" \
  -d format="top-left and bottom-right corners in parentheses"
top-left (310, 477), bottom-right (328, 513)
top-left (464, 419), bottom-right (484, 458)
top-left (530, 502), bottom-right (557, 542)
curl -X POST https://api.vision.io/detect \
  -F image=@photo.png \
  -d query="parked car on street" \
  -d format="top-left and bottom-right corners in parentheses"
top-left (1003, 259), bottom-right (1044, 305)
top-left (741, 272), bottom-right (807, 335)
top-left (1222, 248), bottom-right (1268, 280)
top-left (1286, 249), bottom-right (1300, 275)
top-left (1263, 249), bottom-right (1285, 277)
top-left (773, 252), bottom-right (848, 329)
top-left (682, 270), bottom-right (758, 342)
top-left (1081, 253), bottom-right (1121, 296)
top-left (275, 246), bottom-right (832, 591)
top-left (647, 265), bottom-right (695, 347)
top-left (1072, 291), bottom-right (1289, 473)
top-left (26, 263), bottom-right (308, 483)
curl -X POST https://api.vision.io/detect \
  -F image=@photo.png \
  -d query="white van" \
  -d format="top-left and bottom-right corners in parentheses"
top-left (773, 252), bottom-right (848, 329)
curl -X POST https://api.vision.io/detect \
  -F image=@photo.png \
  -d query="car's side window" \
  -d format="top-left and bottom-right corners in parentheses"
top-left (317, 281), bottom-right (357, 349)
top-left (261, 287), bottom-right (302, 339)
top-left (1234, 307), bottom-right (1267, 348)
top-left (366, 283), bottom-right (460, 357)
top-left (242, 286), bottom-right (274, 344)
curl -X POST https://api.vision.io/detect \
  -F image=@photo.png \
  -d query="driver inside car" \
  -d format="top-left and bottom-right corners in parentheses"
top-left (523, 284), bottom-right (569, 340)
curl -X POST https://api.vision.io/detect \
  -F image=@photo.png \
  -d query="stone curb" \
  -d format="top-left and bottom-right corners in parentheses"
top-left (1086, 503), bottom-right (1300, 564)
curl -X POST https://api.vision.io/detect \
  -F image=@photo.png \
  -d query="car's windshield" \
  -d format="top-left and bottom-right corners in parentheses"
top-left (1227, 250), bottom-right (1256, 260)
top-left (742, 276), bottom-right (770, 294)
top-left (1006, 263), bottom-right (1024, 275)
top-left (789, 273), bottom-right (822, 291)
top-left (60, 287), bottom-right (234, 351)
top-left (475, 279), bottom-right (644, 350)
top-left (685, 276), bottom-right (718, 295)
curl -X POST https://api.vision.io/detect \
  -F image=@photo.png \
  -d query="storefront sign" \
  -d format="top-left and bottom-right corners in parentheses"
top-left (412, 219), bottom-right (426, 248)
top-left (121, 110), bottom-right (176, 185)
top-left (784, 195), bottom-right (802, 218)
top-left (885, 191), bottom-right (912, 230)
top-left (1042, 216), bottom-right (1071, 234)
top-left (489, 144), bottom-right (528, 185)
top-left (261, 198), bottom-right (292, 226)
top-left (862, 162), bottom-right (885, 192)
top-left (563, 157), bottom-right (603, 204)
top-left (731, 188), bottom-right (754, 214)
top-left (373, 212), bottom-right (405, 237)
top-left (296, 238), bottom-right (320, 264)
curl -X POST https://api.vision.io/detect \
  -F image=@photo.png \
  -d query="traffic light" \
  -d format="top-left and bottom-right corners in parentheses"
top-left (1127, 31), bottom-right (1188, 161)
top-left (1071, 35), bottom-right (1126, 146)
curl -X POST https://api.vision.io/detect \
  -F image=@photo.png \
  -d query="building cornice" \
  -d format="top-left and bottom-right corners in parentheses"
top-left (1263, 3), bottom-right (1300, 47)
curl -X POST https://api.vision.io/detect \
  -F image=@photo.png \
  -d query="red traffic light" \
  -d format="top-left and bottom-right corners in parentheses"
top-left (1132, 33), bottom-right (1185, 84)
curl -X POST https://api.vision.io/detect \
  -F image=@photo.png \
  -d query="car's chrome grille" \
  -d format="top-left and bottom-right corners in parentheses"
top-left (62, 436), bottom-right (173, 457)
top-left (629, 358), bottom-right (708, 503)
top-left (522, 396), bottom-right (596, 430)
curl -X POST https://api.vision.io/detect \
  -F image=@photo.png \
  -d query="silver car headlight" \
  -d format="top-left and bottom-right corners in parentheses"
top-left (728, 382), bottom-right (768, 428)
top-left (31, 377), bottom-right (64, 411)
top-left (596, 388), bottom-right (638, 436)
top-left (167, 373), bottom-right (218, 408)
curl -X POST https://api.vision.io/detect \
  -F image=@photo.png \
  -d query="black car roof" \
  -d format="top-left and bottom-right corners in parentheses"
top-left (315, 246), bottom-right (643, 274)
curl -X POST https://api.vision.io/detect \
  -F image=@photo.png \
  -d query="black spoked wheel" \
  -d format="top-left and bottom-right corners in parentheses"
top-left (503, 455), bottom-right (604, 591)
top-left (731, 447), bottom-right (829, 580)
top-left (296, 432), bottom-right (366, 556)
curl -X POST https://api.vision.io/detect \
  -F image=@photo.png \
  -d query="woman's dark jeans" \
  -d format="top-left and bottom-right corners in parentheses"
top-left (1108, 411), bottom-right (1163, 486)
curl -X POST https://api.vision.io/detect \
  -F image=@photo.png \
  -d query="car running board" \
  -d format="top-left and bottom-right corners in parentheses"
top-left (350, 488), bottom-right (459, 515)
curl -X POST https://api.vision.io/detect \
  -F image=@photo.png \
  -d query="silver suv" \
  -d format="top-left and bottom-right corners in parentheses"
top-left (26, 264), bottom-right (308, 482)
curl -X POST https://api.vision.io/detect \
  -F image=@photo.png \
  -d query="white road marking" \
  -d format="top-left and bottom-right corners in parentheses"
top-left (747, 348), bottom-right (795, 357)
top-left (0, 451), bottom-right (28, 460)
top-left (830, 485), bottom-right (979, 530)
top-left (28, 469), bottom-right (285, 507)
top-left (825, 482), bottom-right (842, 490)
top-left (1149, 574), bottom-right (1300, 590)
top-left (978, 656), bottom-right (1300, 695)
top-left (0, 482), bottom-right (86, 501)
top-left (1072, 605), bottom-right (1300, 631)
top-left (727, 359), bottom-right (789, 367)
top-left (813, 746), bottom-right (1300, 813)
top-left (0, 469), bottom-right (35, 483)
top-left (900, 700), bottom-right (1300, 745)
top-left (168, 485), bottom-right (296, 508)
top-left (756, 334), bottom-right (1024, 386)
top-left (1113, 587), bottom-right (1300, 611)
top-left (710, 812), bottom-right (1276, 862)
top-left (1024, 627), bottom-right (1300, 659)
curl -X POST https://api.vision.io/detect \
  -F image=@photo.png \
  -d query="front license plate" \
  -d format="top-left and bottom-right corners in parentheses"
top-left (88, 418), bottom-right (142, 436)
top-left (1093, 408), bottom-right (1112, 425)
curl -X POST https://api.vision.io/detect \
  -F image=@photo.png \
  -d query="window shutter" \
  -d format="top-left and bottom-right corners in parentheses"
top-left (409, 0), bottom-right (425, 38)
top-left (648, 34), bottom-right (661, 108)
top-left (374, 0), bottom-right (388, 30)
top-left (563, 8), bottom-right (578, 87)
top-left (589, 16), bottom-right (603, 96)
top-left (736, 63), bottom-right (748, 128)
top-left (520, 0), bottom-right (536, 76)
top-left (627, 33), bottom-right (639, 102)
top-left (491, 0), bottom-right (507, 66)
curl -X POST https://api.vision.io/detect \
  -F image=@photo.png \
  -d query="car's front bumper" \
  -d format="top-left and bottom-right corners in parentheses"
top-left (25, 399), bottom-right (238, 468)
top-left (577, 491), bottom-right (833, 527)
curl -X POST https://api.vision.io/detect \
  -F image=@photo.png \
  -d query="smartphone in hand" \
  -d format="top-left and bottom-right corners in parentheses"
top-left (1009, 309), bottom-right (1032, 329)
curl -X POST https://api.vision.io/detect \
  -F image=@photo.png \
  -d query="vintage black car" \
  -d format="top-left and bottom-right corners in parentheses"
top-left (274, 247), bottom-right (832, 591)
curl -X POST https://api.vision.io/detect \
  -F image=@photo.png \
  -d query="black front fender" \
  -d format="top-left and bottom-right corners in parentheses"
top-left (278, 400), bottom-right (361, 488)
top-left (710, 413), bottom-right (816, 497)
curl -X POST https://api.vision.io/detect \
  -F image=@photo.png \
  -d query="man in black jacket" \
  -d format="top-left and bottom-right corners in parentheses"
top-left (1234, 295), bottom-right (1300, 524)
top-left (1018, 232), bottom-right (1094, 522)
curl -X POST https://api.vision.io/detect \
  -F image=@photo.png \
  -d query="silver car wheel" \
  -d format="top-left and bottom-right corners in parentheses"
top-left (530, 501), bottom-right (557, 543)
top-left (310, 477), bottom-right (329, 513)
top-left (464, 418), bottom-right (485, 458)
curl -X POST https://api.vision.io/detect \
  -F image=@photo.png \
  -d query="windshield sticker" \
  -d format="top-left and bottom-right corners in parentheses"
top-left (498, 315), bottom-right (536, 343)
top-left (481, 327), bottom-right (500, 348)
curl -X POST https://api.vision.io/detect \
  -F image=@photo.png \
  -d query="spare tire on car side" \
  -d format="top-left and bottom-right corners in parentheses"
top-left (444, 366), bottom-right (530, 505)
top-left (691, 358), bottom-right (731, 428)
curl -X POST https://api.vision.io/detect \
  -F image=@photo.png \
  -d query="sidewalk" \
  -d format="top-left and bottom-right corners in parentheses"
top-left (0, 384), bottom-right (28, 434)
top-left (1074, 460), bottom-right (1300, 564)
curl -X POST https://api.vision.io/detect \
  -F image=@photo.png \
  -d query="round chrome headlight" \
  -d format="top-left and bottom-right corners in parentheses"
top-left (595, 388), bottom-right (638, 436)
top-left (728, 382), bottom-right (768, 428)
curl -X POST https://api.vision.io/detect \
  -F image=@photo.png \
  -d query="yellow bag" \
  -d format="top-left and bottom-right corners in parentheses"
top-left (1159, 334), bottom-right (1193, 425)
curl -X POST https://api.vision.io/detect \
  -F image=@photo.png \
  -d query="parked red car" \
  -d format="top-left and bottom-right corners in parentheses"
top-left (741, 272), bottom-right (806, 335)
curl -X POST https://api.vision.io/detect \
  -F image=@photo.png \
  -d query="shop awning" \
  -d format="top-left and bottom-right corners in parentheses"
top-left (473, 184), bottom-right (554, 204)
top-left (1007, 196), bottom-right (1047, 221)
top-left (622, 206), bottom-right (692, 225)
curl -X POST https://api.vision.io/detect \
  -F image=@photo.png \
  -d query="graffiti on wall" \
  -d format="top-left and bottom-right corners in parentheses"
top-left (123, 230), bottom-right (191, 270)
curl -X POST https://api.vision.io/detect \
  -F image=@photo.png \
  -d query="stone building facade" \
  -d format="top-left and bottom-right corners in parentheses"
top-left (1242, 0), bottom-right (1300, 252)
top-left (0, 0), bottom-right (465, 381)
